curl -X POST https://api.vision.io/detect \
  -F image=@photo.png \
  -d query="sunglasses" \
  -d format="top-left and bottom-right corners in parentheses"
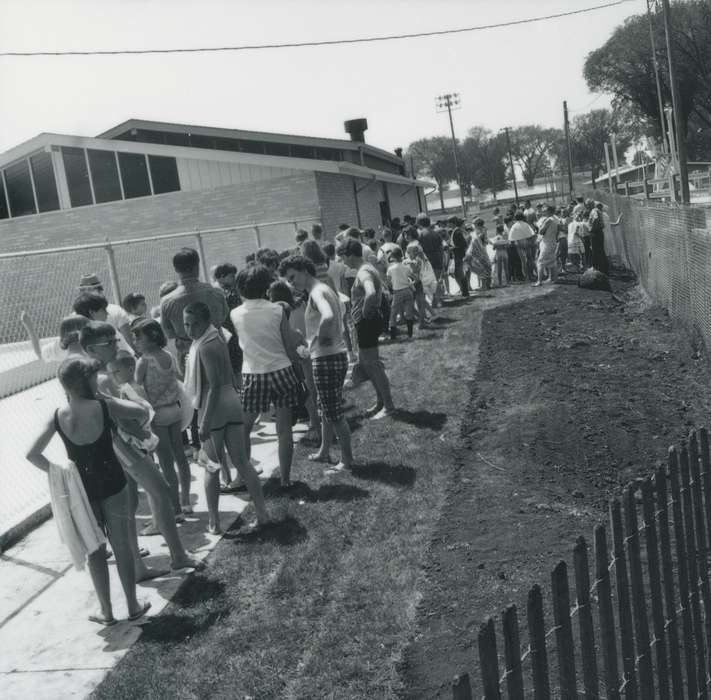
top-left (92, 338), bottom-right (118, 347)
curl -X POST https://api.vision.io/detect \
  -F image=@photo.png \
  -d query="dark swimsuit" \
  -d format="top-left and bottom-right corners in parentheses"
top-left (54, 400), bottom-right (126, 503)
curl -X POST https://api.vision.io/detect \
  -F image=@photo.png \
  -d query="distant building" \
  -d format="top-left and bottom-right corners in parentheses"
top-left (0, 118), bottom-right (430, 252)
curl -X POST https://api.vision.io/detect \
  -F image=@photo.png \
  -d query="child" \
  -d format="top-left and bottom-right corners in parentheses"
top-left (21, 312), bottom-right (89, 363)
top-left (386, 247), bottom-right (416, 339)
top-left (567, 214), bottom-right (588, 272)
top-left (491, 224), bottom-right (509, 288)
top-left (405, 242), bottom-right (433, 330)
top-left (132, 319), bottom-right (193, 521)
top-left (106, 351), bottom-right (159, 456)
top-left (122, 293), bottom-right (147, 322)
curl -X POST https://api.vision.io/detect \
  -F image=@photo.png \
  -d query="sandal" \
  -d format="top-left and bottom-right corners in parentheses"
top-left (88, 613), bottom-right (117, 627)
top-left (127, 601), bottom-right (152, 622)
top-left (140, 523), bottom-right (162, 537)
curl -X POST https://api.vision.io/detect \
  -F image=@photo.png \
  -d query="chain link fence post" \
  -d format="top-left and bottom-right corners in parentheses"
top-left (105, 240), bottom-right (122, 305)
top-left (195, 231), bottom-right (209, 282)
top-left (254, 225), bottom-right (261, 249)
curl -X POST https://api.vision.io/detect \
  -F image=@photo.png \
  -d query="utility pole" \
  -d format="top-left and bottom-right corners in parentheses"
top-left (563, 100), bottom-right (575, 198)
top-left (435, 93), bottom-right (466, 216)
top-left (660, 0), bottom-right (690, 203)
top-left (645, 0), bottom-right (668, 153)
top-left (502, 126), bottom-right (519, 207)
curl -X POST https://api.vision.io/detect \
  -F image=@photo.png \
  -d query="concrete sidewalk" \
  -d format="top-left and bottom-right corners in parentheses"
top-left (0, 421), bottom-right (301, 700)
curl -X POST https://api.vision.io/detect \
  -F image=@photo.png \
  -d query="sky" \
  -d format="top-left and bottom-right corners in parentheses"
top-left (0, 0), bottom-right (647, 155)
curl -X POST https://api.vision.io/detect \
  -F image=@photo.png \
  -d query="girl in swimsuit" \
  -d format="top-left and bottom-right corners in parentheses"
top-left (26, 357), bottom-right (151, 626)
top-left (183, 302), bottom-right (270, 534)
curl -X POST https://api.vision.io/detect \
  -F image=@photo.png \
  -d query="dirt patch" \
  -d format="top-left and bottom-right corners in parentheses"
top-left (400, 276), bottom-right (711, 698)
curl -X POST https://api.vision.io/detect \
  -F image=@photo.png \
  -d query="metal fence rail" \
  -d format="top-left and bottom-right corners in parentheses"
top-left (0, 213), bottom-right (320, 545)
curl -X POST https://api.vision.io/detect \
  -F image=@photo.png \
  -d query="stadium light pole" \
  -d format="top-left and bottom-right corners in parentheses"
top-left (435, 93), bottom-right (467, 216)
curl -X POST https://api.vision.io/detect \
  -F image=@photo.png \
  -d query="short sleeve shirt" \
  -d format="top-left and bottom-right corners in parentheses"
top-left (160, 277), bottom-right (229, 340)
top-left (350, 263), bottom-right (381, 324)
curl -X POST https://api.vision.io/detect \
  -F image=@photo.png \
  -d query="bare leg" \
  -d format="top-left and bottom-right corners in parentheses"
top-left (168, 422), bottom-right (193, 508)
top-left (242, 412), bottom-right (258, 463)
top-left (122, 475), bottom-right (164, 580)
top-left (275, 406), bottom-right (294, 486)
top-left (86, 546), bottom-right (113, 622)
top-left (201, 436), bottom-right (221, 532)
top-left (302, 360), bottom-right (320, 434)
top-left (310, 417), bottom-right (335, 462)
top-left (331, 417), bottom-right (353, 468)
top-left (116, 441), bottom-right (202, 570)
top-left (154, 425), bottom-right (180, 513)
top-left (102, 487), bottom-right (142, 616)
top-left (223, 423), bottom-right (270, 524)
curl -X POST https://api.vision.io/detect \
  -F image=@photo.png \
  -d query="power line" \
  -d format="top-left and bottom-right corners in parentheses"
top-left (0, 0), bottom-right (641, 58)
top-left (569, 93), bottom-right (607, 113)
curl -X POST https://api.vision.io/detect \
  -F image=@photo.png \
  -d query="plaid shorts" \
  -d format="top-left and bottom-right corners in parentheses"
top-left (312, 352), bottom-right (349, 422)
top-left (241, 365), bottom-right (300, 413)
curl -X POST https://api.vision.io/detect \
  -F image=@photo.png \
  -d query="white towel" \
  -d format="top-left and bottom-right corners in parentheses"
top-left (48, 461), bottom-right (106, 570)
top-left (183, 325), bottom-right (220, 409)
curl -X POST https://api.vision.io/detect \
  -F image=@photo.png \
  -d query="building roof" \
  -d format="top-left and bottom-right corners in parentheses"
top-left (0, 132), bottom-right (433, 189)
top-left (95, 118), bottom-right (405, 166)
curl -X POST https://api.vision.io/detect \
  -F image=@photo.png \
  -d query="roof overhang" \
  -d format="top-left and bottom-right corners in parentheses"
top-left (95, 118), bottom-right (405, 166)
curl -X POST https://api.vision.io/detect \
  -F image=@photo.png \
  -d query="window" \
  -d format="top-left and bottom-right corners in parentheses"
top-left (148, 155), bottom-right (180, 194)
top-left (4, 160), bottom-right (36, 217)
top-left (88, 149), bottom-right (122, 203)
top-left (264, 142), bottom-right (291, 157)
top-left (291, 144), bottom-right (315, 159)
top-left (0, 177), bottom-right (9, 219)
top-left (240, 140), bottom-right (266, 154)
top-left (188, 134), bottom-right (215, 149)
top-left (29, 152), bottom-right (60, 213)
top-left (62, 147), bottom-right (93, 207)
top-left (118, 152), bottom-right (151, 199)
top-left (213, 137), bottom-right (242, 152)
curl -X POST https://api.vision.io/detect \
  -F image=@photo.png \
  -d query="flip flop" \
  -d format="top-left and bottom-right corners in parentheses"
top-left (127, 601), bottom-right (152, 622)
top-left (89, 614), bottom-right (117, 627)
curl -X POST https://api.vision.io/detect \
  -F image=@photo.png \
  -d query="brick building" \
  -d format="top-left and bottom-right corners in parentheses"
top-left (0, 118), bottom-right (431, 254)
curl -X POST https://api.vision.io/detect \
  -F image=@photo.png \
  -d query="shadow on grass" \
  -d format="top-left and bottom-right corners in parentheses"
top-left (412, 332), bottom-right (443, 342)
top-left (169, 575), bottom-right (224, 607)
top-left (393, 409), bottom-right (447, 431)
top-left (139, 608), bottom-right (228, 644)
top-left (227, 516), bottom-right (309, 546)
top-left (262, 479), bottom-right (369, 503)
top-left (431, 316), bottom-right (458, 326)
top-left (350, 461), bottom-right (416, 487)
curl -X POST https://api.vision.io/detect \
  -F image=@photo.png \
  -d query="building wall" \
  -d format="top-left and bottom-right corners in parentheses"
top-left (0, 172), bottom-right (320, 253)
top-left (315, 173), bottom-right (359, 237)
top-left (386, 182), bottom-right (421, 221)
top-left (177, 158), bottom-right (299, 191)
top-left (315, 172), bottom-right (393, 236)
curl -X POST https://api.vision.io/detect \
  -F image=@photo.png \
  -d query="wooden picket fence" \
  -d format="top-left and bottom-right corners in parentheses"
top-left (453, 427), bottom-right (711, 699)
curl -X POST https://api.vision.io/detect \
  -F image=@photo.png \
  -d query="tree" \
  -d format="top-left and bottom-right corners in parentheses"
top-left (460, 127), bottom-right (508, 198)
top-left (508, 125), bottom-right (562, 187)
top-left (406, 137), bottom-right (457, 210)
top-left (584, 0), bottom-right (711, 159)
top-left (565, 108), bottom-right (633, 179)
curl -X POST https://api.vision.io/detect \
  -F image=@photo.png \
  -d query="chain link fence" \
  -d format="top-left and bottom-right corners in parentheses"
top-left (0, 215), bottom-right (319, 545)
top-left (585, 189), bottom-right (711, 341)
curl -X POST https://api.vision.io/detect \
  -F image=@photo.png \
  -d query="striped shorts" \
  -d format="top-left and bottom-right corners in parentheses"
top-left (312, 352), bottom-right (349, 422)
top-left (241, 365), bottom-right (300, 414)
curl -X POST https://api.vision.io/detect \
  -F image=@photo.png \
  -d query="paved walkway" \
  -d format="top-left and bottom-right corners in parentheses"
top-left (0, 421), bottom-right (299, 700)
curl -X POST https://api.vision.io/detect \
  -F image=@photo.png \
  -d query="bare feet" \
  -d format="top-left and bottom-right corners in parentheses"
top-left (371, 407), bottom-right (396, 420)
top-left (308, 452), bottom-right (334, 464)
top-left (140, 522), bottom-right (161, 537)
top-left (324, 462), bottom-right (348, 475)
top-left (135, 565), bottom-right (170, 583)
top-left (171, 556), bottom-right (206, 571)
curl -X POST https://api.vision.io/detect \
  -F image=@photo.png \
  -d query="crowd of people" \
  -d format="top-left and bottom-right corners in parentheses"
top-left (18, 198), bottom-right (618, 627)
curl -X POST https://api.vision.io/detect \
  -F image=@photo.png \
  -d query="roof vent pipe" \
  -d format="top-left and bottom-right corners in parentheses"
top-left (344, 118), bottom-right (368, 143)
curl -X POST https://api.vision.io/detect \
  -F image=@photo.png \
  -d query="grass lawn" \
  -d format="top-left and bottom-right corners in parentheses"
top-left (91, 296), bottom-right (481, 700)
